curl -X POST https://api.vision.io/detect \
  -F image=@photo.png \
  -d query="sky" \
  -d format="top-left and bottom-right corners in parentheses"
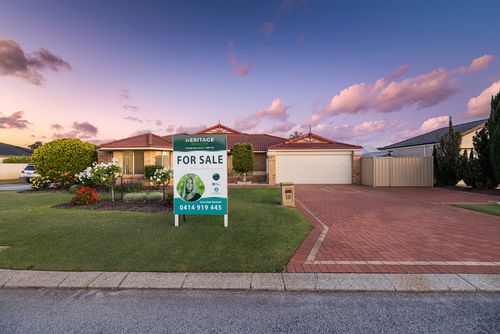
top-left (1, 0), bottom-right (499, 148)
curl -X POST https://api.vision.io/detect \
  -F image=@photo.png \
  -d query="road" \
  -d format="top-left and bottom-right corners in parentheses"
top-left (0, 184), bottom-right (31, 191)
top-left (0, 289), bottom-right (499, 333)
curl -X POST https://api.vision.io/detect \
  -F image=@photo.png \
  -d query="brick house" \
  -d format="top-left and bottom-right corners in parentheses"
top-left (98, 124), bottom-right (363, 184)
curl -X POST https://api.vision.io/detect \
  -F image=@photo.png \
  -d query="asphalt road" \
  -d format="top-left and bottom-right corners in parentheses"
top-left (0, 289), bottom-right (499, 334)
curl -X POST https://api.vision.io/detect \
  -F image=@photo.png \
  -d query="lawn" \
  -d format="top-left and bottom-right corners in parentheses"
top-left (454, 203), bottom-right (500, 216)
top-left (0, 188), bottom-right (311, 272)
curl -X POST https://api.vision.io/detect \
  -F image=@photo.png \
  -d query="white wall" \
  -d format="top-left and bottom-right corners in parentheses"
top-left (0, 163), bottom-right (27, 180)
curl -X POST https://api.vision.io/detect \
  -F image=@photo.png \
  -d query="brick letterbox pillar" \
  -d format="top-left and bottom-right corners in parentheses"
top-left (280, 182), bottom-right (295, 207)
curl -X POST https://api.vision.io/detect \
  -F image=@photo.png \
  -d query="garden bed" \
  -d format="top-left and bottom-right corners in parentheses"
top-left (53, 199), bottom-right (169, 213)
top-left (441, 186), bottom-right (500, 197)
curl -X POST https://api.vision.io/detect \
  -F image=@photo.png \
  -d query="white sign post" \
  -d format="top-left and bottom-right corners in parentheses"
top-left (173, 134), bottom-right (228, 227)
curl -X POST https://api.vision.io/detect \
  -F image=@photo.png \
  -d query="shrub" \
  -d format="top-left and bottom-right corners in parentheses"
top-left (471, 126), bottom-right (497, 189)
top-left (434, 118), bottom-right (461, 186)
top-left (122, 182), bottom-right (145, 192)
top-left (232, 143), bottom-right (254, 182)
top-left (76, 158), bottom-right (122, 202)
top-left (2, 156), bottom-right (31, 163)
top-left (53, 172), bottom-right (77, 189)
top-left (30, 176), bottom-right (51, 190)
top-left (32, 139), bottom-right (97, 180)
top-left (149, 167), bottom-right (173, 205)
top-left (71, 187), bottom-right (99, 206)
top-left (144, 164), bottom-right (163, 179)
top-left (489, 92), bottom-right (500, 183)
top-left (124, 192), bottom-right (163, 202)
top-left (69, 184), bottom-right (81, 194)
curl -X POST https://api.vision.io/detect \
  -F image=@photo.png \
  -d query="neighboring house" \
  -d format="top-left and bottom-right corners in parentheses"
top-left (380, 119), bottom-right (487, 157)
top-left (98, 123), bottom-right (363, 184)
top-left (0, 142), bottom-right (32, 162)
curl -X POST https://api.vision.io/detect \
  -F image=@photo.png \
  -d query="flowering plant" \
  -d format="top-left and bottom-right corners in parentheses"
top-left (71, 186), bottom-right (99, 206)
top-left (149, 167), bottom-right (173, 206)
top-left (76, 158), bottom-right (122, 202)
top-left (54, 172), bottom-right (77, 189)
top-left (31, 176), bottom-right (51, 190)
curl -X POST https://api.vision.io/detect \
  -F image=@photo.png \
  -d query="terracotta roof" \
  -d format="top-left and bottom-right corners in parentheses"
top-left (196, 124), bottom-right (243, 134)
top-left (227, 134), bottom-right (286, 151)
top-left (268, 133), bottom-right (362, 150)
top-left (99, 133), bottom-right (172, 149)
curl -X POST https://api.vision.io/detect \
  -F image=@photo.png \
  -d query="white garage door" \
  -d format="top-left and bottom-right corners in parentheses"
top-left (275, 153), bottom-right (352, 184)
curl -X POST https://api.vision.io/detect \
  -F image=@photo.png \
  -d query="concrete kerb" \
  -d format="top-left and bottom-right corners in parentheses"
top-left (0, 269), bottom-right (499, 292)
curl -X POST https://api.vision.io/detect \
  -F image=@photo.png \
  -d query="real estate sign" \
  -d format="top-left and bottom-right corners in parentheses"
top-left (173, 134), bottom-right (228, 226)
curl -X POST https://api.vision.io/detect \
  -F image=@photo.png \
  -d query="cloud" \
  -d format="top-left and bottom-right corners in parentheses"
top-left (53, 121), bottom-right (98, 139)
top-left (465, 81), bottom-right (500, 118)
top-left (312, 120), bottom-right (386, 140)
top-left (175, 124), bottom-right (207, 134)
top-left (128, 129), bottom-right (153, 137)
top-left (228, 40), bottom-right (253, 77)
top-left (234, 98), bottom-right (290, 131)
top-left (0, 39), bottom-right (71, 85)
top-left (122, 104), bottom-right (139, 112)
top-left (308, 65), bottom-right (461, 124)
top-left (155, 120), bottom-right (162, 126)
top-left (458, 54), bottom-right (495, 73)
top-left (119, 88), bottom-right (131, 100)
top-left (269, 121), bottom-right (296, 134)
top-left (0, 111), bottom-right (31, 129)
top-left (51, 123), bottom-right (63, 130)
top-left (262, 21), bottom-right (275, 35)
top-left (123, 116), bottom-right (143, 123)
top-left (279, 0), bottom-right (307, 11)
top-left (392, 116), bottom-right (449, 142)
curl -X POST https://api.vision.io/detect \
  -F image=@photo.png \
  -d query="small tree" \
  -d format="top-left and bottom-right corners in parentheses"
top-left (489, 91), bottom-right (500, 184)
top-left (28, 141), bottom-right (43, 150)
top-left (76, 158), bottom-right (122, 203)
top-left (232, 143), bottom-right (254, 182)
top-left (434, 117), bottom-right (462, 186)
top-left (149, 167), bottom-right (173, 206)
top-left (144, 164), bottom-right (163, 179)
top-left (472, 126), bottom-right (496, 189)
top-left (289, 131), bottom-right (303, 139)
top-left (32, 139), bottom-right (97, 180)
top-left (459, 150), bottom-right (477, 187)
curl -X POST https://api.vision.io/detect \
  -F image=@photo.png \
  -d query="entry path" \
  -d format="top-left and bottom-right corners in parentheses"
top-left (288, 185), bottom-right (500, 274)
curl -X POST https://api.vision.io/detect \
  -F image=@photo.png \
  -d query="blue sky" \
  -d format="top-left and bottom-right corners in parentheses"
top-left (1, 0), bottom-right (499, 147)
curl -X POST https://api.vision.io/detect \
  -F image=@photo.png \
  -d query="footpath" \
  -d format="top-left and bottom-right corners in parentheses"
top-left (1, 269), bottom-right (499, 292)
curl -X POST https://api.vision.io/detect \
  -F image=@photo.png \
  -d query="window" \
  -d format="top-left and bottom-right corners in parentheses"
top-left (155, 152), bottom-right (170, 168)
top-left (122, 151), bottom-right (144, 175)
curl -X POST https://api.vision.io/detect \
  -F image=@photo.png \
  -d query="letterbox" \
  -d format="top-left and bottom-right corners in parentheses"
top-left (280, 182), bottom-right (295, 207)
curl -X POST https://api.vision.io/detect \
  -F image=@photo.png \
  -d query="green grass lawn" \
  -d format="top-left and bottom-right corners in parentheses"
top-left (0, 188), bottom-right (311, 272)
top-left (454, 203), bottom-right (500, 216)
top-left (0, 178), bottom-right (26, 185)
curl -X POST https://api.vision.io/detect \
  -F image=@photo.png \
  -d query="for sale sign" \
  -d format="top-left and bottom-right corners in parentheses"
top-left (173, 134), bottom-right (228, 220)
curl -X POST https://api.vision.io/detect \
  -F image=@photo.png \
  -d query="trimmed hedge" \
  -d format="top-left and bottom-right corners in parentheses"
top-left (32, 139), bottom-right (97, 180)
top-left (144, 164), bottom-right (163, 179)
top-left (2, 156), bottom-right (31, 163)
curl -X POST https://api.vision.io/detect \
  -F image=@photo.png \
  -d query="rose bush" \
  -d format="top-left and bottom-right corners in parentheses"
top-left (71, 187), bottom-right (99, 206)
top-left (76, 158), bottom-right (122, 202)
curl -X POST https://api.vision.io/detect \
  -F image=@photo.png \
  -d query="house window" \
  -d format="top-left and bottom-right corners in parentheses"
top-left (122, 151), bottom-right (144, 175)
top-left (155, 152), bottom-right (170, 168)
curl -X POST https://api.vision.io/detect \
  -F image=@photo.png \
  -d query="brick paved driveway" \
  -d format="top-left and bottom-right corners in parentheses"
top-left (287, 185), bottom-right (500, 274)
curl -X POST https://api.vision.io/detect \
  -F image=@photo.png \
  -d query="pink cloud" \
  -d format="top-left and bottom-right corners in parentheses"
top-left (392, 116), bottom-right (449, 142)
top-left (234, 98), bottom-right (290, 131)
top-left (465, 81), bottom-right (500, 118)
top-left (313, 120), bottom-right (386, 140)
top-left (458, 54), bottom-right (495, 73)
top-left (122, 104), bottom-right (139, 112)
top-left (0, 111), bottom-right (31, 129)
top-left (262, 21), bottom-right (275, 35)
top-left (228, 41), bottom-right (253, 77)
top-left (119, 88), bottom-right (130, 100)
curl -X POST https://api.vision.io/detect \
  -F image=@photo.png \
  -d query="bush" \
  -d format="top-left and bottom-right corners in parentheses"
top-left (232, 143), bottom-right (254, 181)
top-left (122, 182), bottom-right (145, 192)
top-left (32, 139), bottom-right (97, 180)
top-left (434, 118), bottom-right (461, 186)
top-left (30, 176), bottom-right (51, 190)
top-left (124, 192), bottom-right (163, 202)
top-left (2, 156), bottom-right (31, 163)
top-left (144, 164), bottom-right (163, 179)
top-left (69, 184), bottom-right (81, 194)
top-left (70, 187), bottom-right (99, 206)
top-left (53, 172), bottom-right (77, 189)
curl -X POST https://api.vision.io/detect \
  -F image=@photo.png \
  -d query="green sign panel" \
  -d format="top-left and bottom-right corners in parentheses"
top-left (173, 134), bottom-right (228, 217)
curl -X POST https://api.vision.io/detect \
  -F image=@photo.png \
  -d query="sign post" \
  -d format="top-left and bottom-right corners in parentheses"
top-left (173, 134), bottom-right (228, 227)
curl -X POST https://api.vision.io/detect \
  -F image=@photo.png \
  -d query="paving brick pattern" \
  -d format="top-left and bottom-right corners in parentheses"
top-left (287, 185), bottom-right (500, 274)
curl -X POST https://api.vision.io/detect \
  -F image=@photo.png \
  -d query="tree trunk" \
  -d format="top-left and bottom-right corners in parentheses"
top-left (242, 173), bottom-right (247, 182)
top-left (162, 185), bottom-right (166, 207)
top-left (111, 186), bottom-right (115, 203)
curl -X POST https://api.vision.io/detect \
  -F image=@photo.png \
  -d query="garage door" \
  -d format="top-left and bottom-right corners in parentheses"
top-left (275, 153), bottom-right (352, 184)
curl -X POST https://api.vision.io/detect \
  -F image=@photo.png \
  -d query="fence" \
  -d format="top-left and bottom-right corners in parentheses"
top-left (362, 157), bottom-right (433, 187)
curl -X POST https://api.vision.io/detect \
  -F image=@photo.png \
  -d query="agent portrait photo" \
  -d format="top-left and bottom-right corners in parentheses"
top-left (178, 173), bottom-right (204, 202)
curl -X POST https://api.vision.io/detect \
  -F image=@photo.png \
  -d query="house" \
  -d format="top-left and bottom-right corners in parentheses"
top-left (98, 124), bottom-right (363, 185)
top-left (0, 142), bottom-right (32, 162)
top-left (380, 119), bottom-right (487, 157)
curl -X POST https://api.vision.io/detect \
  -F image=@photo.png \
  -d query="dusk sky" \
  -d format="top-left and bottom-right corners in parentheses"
top-left (1, 0), bottom-right (499, 148)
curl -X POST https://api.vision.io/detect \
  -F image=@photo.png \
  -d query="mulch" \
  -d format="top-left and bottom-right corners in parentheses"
top-left (53, 200), bottom-right (171, 213)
